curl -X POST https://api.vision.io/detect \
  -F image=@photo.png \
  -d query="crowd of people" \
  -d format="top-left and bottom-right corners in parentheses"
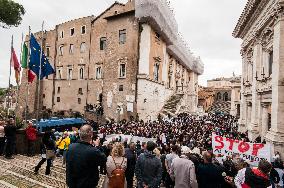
top-left (1, 113), bottom-right (284, 188)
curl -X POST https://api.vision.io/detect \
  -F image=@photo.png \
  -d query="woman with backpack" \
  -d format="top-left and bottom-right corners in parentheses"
top-left (103, 142), bottom-right (127, 188)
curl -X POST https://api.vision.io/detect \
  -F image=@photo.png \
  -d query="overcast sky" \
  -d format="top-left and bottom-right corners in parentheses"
top-left (0, 0), bottom-right (247, 88)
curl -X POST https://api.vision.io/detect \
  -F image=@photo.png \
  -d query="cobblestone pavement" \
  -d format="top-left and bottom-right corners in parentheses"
top-left (0, 155), bottom-right (106, 188)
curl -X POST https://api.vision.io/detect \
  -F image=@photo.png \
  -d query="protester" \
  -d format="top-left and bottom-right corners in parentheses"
top-left (56, 131), bottom-right (70, 167)
top-left (197, 151), bottom-right (226, 188)
top-left (25, 121), bottom-right (37, 156)
top-left (66, 125), bottom-right (106, 188)
top-left (170, 146), bottom-right (198, 188)
top-left (4, 118), bottom-right (17, 159)
top-left (103, 142), bottom-right (127, 188)
top-left (34, 131), bottom-right (56, 175)
top-left (165, 145), bottom-right (179, 188)
top-left (234, 159), bottom-right (272, 188)
top-left (125, 142), bottom-right (137, 188)
top-left (135, 141), bottom-right (162, 188)
top-left (0, 121), bottom-right (5, 156)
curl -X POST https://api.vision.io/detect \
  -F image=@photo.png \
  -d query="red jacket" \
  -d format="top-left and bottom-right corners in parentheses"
top-left (26, 126), bottom-right (37, 141)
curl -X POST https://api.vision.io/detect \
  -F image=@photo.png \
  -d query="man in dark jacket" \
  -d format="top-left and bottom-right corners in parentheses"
top-left (4, 118), bottom-right (17, 159)
top-left (135, 141), bottom-right (162, 188)
top-left (66, 125), bottom-right (106, 188)
top-left (197, 151), bottom-right (225, 188)
top-left (125, 142), bottom-right (137, 188)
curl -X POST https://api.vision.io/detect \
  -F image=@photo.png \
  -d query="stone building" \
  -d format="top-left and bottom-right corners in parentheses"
top-left (233, 0), bottom-right (284, 154)
top-left (198, 76), bottom-right (241, 117)
top-left (17, 0), bottom-right (203, 122)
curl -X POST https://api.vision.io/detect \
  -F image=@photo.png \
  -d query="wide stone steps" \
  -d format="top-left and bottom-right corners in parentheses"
top-left (208, 101), bottom-right (231, 114)
top-left (0, 155), bottom-right (107, 188)
top-left (0, 156), bottom-right (66, 188)
top-left (160, 94), bottom-right (184, 117)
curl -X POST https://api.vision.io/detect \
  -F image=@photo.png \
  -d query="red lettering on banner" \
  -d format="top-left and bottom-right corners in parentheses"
top-left (252, 143), bottom-right (264, 156)
top-left (226, 138), bottom-right (236, 150)
top-left (238, 142), bottom-right (250, 153)
top-left (215, 136), bottom-right (224, 149)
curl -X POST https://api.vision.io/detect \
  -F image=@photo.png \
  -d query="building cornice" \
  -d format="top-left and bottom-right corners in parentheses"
top-left (135, 0), bottom-right (204, 75)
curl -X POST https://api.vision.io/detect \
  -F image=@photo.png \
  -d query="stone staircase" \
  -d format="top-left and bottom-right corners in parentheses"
top-left (160, 93), bottom-right (184, 117)
top-left (208, 101), bottom-right (231, 114)
top-left (0, 155), bottom-right (106, 188)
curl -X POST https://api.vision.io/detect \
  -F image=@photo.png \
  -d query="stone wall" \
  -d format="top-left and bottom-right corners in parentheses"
top-left (137, 77), bottom-right (173, 121)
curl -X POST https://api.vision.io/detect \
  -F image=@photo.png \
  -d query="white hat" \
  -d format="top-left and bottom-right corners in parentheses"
top-left (192, 147), bottom-right (201, 156)
top-left (181, 146), bottom-right (191, 154)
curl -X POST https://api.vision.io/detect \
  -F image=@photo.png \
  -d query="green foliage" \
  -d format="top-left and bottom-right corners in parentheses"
top-left (0, 0), bottom-right (25, 28)
top-left (0, 88), bottom-right (6, 96)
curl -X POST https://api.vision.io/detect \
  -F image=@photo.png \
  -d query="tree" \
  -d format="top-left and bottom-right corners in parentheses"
top-left (0, 0), bottom-right (25, 28)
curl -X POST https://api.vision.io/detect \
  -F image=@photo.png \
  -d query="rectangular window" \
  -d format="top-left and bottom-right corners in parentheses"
top-left (119, 29), bottom-right (126, 44)
top-left (81, 26), bottom-right (86, 34)
top-left (119, 85), bottom-right (123, 91)
top-left (155, 32), bottom-right (161, 43)
top-left (96, 66), bottom-right (102, 79)
top-left (43, 94), bottom-right (45, 98)
top-left (59, 45), bottom-right (63, 56)
top-left (57, 97), bottom-right (60, 102)
top-left (78, 88), bottom-right (83, 95)
top-left (60, 31), bottom-right (64, 39)
top-left (68, 67), bottom-right (73, 80)
top-left (70, 28), bottom-right (75, 36)
top-left (57, 87), bottom-right (60, 93)
top-left (119, 64), bottom-right (126, 78)
top-left (80, 42), bottom-right (86, 53)
top-left (69, 44), bottom-right (74, 54)
top-left (57, 69), bottom-right (62, 80)
top-left (78, 98), bottom-right (81, 104)
top-left (46, 47), bottom-right (50, 57)
top-left (268, 51), bottom-right (273, 76)
top-left (154, 63), bottom-right (160, 81)
top-left (100, 37), bottom-right (106, 50)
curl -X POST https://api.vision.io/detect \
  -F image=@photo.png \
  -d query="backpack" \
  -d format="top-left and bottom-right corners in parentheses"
top-left (108, 156), bottom-right (125, 188)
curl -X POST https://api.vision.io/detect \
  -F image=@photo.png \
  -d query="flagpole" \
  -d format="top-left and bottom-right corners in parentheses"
top-left (14, 33), bottom-right (24, 127)
top-left (36, 21), bottom-right (44, 131)
top-left (7, 35), bottom-right (13, 116)
top-left (25, 26), bottom-right (31, 125)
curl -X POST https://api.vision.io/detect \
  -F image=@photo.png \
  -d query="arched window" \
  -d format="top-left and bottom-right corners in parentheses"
top-left (217, 92), bottom-right (222, 101)
top-left (223, 92), bottom-right (229, 101)
top-left (79, 67), bottom-right (84, 79)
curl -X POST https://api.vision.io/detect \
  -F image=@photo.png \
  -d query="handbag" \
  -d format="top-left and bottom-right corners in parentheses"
top-left (46, 149), bottom-right (55, 160)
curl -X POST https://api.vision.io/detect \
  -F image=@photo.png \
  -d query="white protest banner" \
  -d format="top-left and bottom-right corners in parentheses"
top-left (212, 133), bottom-right (271, 166)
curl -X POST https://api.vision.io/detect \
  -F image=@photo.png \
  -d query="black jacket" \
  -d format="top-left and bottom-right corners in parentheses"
top-left (4, 124), bottom-right (16, 138)
top-left (197, 163), bottom-right (225, 188)
top-left (66, 141), bottom-right (107, 188)
top-left (135, 150), bottom-right (162, 188)
top-left (125, 148), bottom-right (136, 176)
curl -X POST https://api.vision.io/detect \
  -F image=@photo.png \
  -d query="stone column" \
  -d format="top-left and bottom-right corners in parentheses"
top-left (238, 50), bottom-right (247, 132)
top-left (265, 8), bottom-right (284, 156)
top-left (248, 42), bottom-right (262, 140)
top-left (261, 102), bottom-right (269, 141)
top-left (247, 102), bottom-right (252, 137)
top-left (230, 86), bottom-right (236, 116)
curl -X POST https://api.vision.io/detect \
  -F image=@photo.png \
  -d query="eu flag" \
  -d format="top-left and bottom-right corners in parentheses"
top-left (29, 33), bottom-right (55, 79)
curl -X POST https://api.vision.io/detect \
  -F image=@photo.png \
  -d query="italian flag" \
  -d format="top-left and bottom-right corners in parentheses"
top-left (21, 43), bottom-right (35, 83)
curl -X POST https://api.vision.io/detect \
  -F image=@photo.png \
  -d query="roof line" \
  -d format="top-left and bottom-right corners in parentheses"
top-left (91, 1), bottom-right (125, 23)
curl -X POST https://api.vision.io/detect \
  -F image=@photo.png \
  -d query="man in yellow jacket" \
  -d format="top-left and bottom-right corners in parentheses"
top-left (56, 131), bottom-right (70, 167)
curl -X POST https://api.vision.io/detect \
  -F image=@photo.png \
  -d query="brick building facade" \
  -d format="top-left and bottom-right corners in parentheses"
top-left (17, 0), bottom-right (204, 121)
